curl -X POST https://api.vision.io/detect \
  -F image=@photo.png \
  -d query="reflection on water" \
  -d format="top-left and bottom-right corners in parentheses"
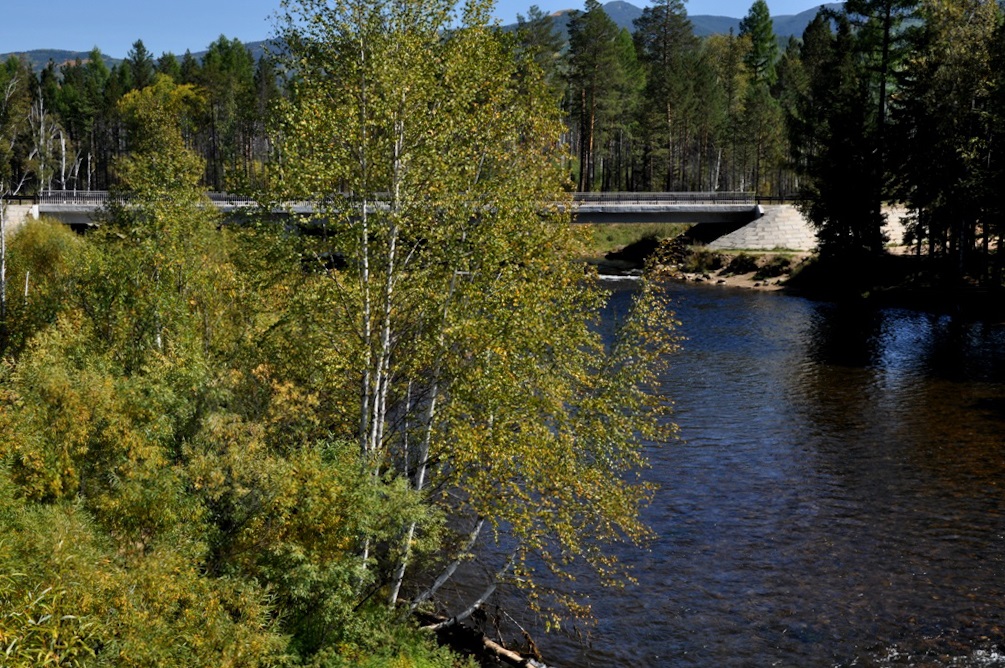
top-left (530, 282), bottom-right (1005, 667)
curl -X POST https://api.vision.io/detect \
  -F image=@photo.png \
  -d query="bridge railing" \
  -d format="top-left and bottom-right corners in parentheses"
top-left (40, 190), bottom-right (758, 207)
top-left (41, 189), bottom-right (759, 210)
top-left (39, 191), bottom-right (256, 206)
top-left (38, 190), bottom-right (117, 205)
top-left (572, 192), bottom-right (755, 205)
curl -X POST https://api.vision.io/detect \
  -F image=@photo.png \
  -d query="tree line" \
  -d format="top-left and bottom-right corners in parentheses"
top-left (557, 0), bottom-right (1005, 278)
top-left (5, 0), bottom-right (1004, 273)
top-left (0, 36), bottom-right (279, 196)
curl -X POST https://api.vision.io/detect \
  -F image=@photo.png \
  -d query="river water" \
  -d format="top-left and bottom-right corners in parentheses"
top-left (530, 280), bottom-right (1005, 667)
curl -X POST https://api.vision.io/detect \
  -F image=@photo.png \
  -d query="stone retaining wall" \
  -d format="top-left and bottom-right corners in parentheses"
top-left (707, 204), bottom-right (910, 252)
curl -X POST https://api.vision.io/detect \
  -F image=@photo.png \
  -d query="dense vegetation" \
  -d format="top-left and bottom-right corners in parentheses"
top-left (0, 0), bottom-right (678, 665)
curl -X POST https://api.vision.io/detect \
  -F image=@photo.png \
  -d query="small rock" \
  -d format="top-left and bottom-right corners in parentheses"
top-left (717, 279), bottom-right (726, 284)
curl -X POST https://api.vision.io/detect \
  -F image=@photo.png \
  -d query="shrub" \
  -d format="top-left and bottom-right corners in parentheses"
top-left (684, 248), bottom-right (723, 273)
top-left (754, 256), bottom-right (792, 280)
top-left (723, 253), bottom-right (758, 275)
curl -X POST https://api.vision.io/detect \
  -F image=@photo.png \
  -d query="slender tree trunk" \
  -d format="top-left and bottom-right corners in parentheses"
top-left (410, 518), bottom-right (485, 610)
top-left (664, 102), bottom-right (673, 191)
top-left (1, 200), bottom-right (7, 345)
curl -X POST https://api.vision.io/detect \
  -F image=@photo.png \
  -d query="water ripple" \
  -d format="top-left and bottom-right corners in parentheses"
top-left (530, 283), bottom-right (1005, 667)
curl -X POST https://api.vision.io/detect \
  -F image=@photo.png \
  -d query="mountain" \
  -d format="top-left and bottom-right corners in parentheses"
top-left (523, 1), bottom-right (840, 39)
top-left (1, 41), bottom-right (277, 74)
top-left (769, 4), bottom-right (842, 37)
top-left (690, 14), bottom-right (744, 36)
top-left (602, 0), bottom-right (645, 28)
top-left (0, 49), bottom-right (122, 73)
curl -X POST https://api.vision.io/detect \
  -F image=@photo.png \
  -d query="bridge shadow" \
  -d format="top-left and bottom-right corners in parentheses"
top-left (680, 220), bottom-right (750, 245)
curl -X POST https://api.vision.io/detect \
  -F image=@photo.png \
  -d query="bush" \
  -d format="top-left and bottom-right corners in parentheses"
top-left (723, 253), bottom-right (758, 275)
top-left (2, 217), bottom-right (86, 356)
top-left (684, 248), bottom-right (723, 273)
top-left (754, 256), bottom-right (792, 280)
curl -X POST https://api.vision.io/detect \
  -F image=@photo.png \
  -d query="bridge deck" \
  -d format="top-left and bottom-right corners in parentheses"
top-left (36, 191), bottom-right (761, 226)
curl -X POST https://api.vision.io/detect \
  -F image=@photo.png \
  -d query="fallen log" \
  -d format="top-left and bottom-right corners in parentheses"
top-left (415, 611), bottom-right (553, 668)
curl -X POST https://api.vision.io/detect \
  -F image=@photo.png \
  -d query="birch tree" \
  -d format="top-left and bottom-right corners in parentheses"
top-left (273, 0), bottom-right (676, 626)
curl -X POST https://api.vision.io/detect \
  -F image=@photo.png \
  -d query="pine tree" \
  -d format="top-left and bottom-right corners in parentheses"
top-left (125, 40), bottom-right (155, 91)
top-left (794, 14), bottom-right (885, 255)
top-left (890, 0), bottom-right (1001, 276)
top-left (739, 0), bottom-right (778, 84)
top-left (632, 0), bottom-right (699, 190)
top-left (568, 0), bottom-right (625, 191)
top-left (516, 5), bottom-right (565, 98)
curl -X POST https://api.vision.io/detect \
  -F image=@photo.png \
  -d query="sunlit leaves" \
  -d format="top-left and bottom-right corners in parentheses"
top-left (274, 0), bottom-right (677, 626)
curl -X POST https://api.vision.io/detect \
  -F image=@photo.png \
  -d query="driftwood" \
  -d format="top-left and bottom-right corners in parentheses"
top-left (416, 611), bottom-right (553, 668)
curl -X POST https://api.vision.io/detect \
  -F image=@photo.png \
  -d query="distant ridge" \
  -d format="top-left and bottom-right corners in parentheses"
top-left (2, 2), bottom-right (841, 72)
top-left (1, 41), bottom-right (275, 74)
top-left (510, 1), bottom-right (838, 41)
top-left (0, 49), bottom-right (122, 73)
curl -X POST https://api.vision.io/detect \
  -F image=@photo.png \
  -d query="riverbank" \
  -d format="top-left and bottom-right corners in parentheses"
top-left (782, 252), bottom-right (1005, 321)
top-left (586, 230), bottom-right (809, 292)
top-left (586, 230), bottom-right (1005, 321)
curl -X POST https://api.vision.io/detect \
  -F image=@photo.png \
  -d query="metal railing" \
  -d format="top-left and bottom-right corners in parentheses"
top-left (37, 190), bottom-right (113, 205)
top-left (572, 191), bottom-right (755, 205)
top-left (39, 190), bottom-right (759, 207)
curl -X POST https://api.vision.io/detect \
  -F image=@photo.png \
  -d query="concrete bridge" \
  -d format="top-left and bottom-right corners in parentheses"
top-left (31, 190), bottom-right (902, 251)
top-left (34, 190), bottom-right (762, 227)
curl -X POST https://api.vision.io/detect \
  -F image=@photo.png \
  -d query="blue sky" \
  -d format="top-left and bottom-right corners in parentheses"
top-left (1, 0), bottom-right (823, 58)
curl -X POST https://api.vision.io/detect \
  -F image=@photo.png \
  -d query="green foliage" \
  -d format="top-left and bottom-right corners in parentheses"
top-left (0, 574), bottom-right (99, 667)
top-left (739, 81), bottom-right (785, 195)
top-left (0, 56), bottom-right (33, 194)
top-left (889, 0), bottom-right (1001, 278)
top-left (753, 254), bottom-right (791, 279)
top-left (568, 0), bottom-right (633, 191)
top-left (739, 0), bottom-right (779, 84)
top-left (632, 0), bottom-right (702, 190)
top-left (273, 0), bottom-right (677, 627)
top-left (684, 247), bottom-right (724, 273)
top-left (724, 252), bottom-right (759, 274)
top-left (580, 222), bottom-right (689, 257)
top-left (516, 5), bottom-right (566, 100)
top-left (0, 63), bottom-right (478, 665)
top-left (0, 468), bottom-right (285, 667)
top-left (197, 36), bottom-right (257, 190)
top-left (305, 612), bottom-right (475, 668)
top-left (790, 13), bottom-right (887, 256)
top-left (1, 217), bottom-right (84, 356)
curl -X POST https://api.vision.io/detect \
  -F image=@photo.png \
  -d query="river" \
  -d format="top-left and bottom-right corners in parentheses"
top-left (526, 280), bottom-right (1005, 667)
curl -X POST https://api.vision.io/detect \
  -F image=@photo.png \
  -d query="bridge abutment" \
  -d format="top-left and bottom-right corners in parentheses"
top-left (1, 204), bottom-right (39, 237)
top-left (706, 204), bottom-right (910, 252)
